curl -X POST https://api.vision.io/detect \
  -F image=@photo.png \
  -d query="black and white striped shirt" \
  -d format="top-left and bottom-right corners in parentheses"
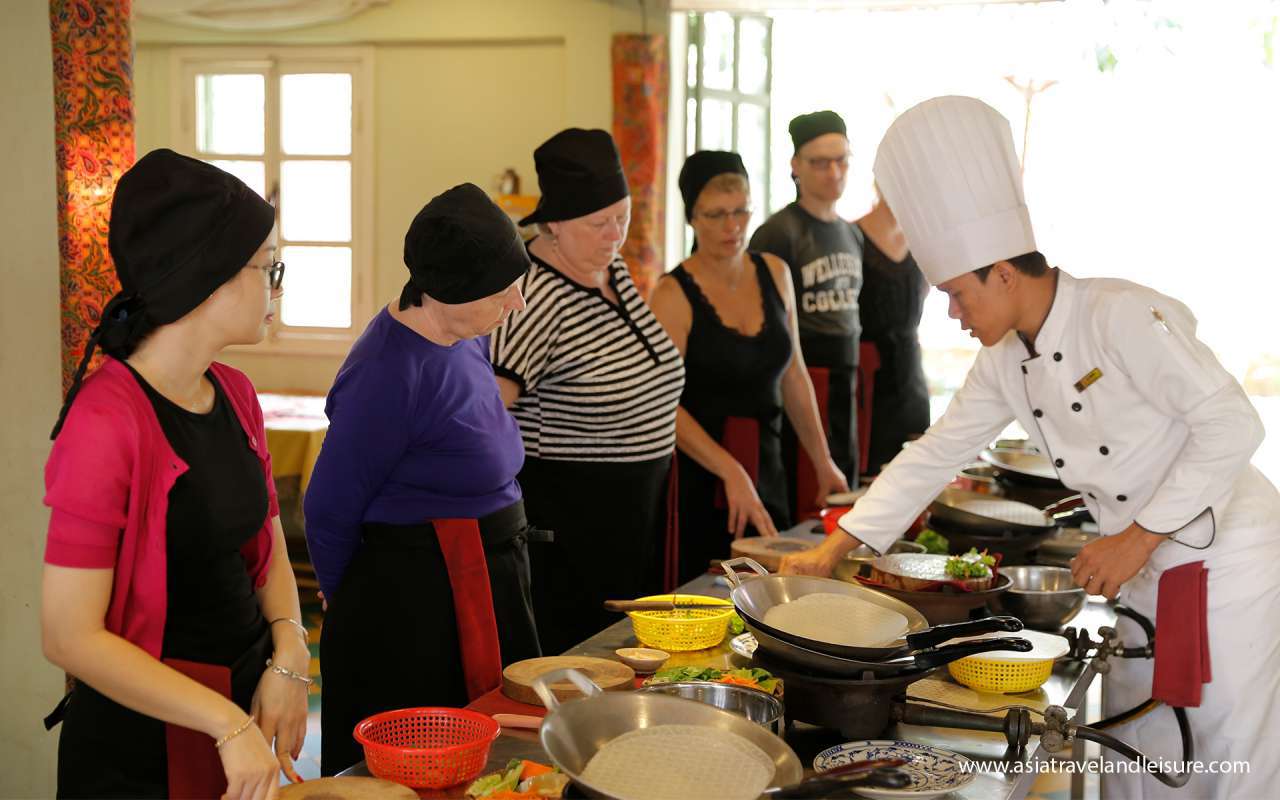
top-left (490, 254), bottom-right (685, 462)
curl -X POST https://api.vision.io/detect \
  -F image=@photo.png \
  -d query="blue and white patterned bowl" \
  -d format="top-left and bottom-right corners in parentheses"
top-left (813, 740), bottom-right (976, 799)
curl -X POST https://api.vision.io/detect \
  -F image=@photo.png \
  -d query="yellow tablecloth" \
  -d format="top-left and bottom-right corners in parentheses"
top-left (259, 393), bottom-right (328, 494)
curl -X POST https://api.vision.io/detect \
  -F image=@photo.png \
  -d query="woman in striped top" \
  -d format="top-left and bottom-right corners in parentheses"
top-left (491, 129), bottom-right (685, 653)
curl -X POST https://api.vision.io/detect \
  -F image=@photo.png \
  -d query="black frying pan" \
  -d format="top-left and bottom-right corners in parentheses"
top-left (740, 617), bottom-right (1033, 678)
top-left (721, 558), bottom-right (1026, 662)
top-left (978, 446), bottom-right (1066, 489)
top-left (929, 487), bottom-right (1088, 537)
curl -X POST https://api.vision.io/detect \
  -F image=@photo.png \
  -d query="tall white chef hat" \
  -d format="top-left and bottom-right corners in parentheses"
top-left (873, 96), bottom-right (1037, 286)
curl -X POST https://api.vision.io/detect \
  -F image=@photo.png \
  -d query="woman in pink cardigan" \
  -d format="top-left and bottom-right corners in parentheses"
top-left (42, 150), bottom-right (306, 800)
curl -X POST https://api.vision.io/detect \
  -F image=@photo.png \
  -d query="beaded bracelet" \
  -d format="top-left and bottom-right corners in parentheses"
top-left (265, 658), bottom-right (314, 687)
top-left (215, 716), bottom-right (255, 749)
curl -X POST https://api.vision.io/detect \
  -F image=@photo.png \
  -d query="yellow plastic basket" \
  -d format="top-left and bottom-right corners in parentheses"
top-left (627, 594), bottom-right (735, 652)
top-left (948, 656), bottom-right (1054, 694)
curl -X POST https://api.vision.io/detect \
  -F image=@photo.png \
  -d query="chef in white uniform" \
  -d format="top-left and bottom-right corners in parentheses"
top-left (780, 96), bottom-right (1280, 799)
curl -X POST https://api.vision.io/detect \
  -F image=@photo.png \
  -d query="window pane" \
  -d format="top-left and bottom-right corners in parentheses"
top-left (687, 41), bottom-right (699, 90)
top-left (701, 98), bottom-right (734, 152)
top-left (280, 245), bottom-right (351, 328)
top-left (280, 160), bottom-right (351, 242)
top-left (687, 97), bottom-right (698, 155)
top-left (702, 12), bottom-right (735, 90)
top-left (737, 104), bottom-right (768, 231)
top-left (207, 160), bottom-right (266, 198)
top-left (738, 17), bottom-right (769, 95)
top-left (196, 74), bottom-right (264, 155)
top-left (281, 73), bottom-right (352, 156)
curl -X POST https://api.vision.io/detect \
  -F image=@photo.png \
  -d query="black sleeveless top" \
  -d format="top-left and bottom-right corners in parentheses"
top-left (857, 233), bottom-right (931, 474)
top-left (669, 253), bottom-right (793, 575)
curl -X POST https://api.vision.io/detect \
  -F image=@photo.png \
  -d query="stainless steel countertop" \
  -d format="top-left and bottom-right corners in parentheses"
top-left (343, 566), bottom-right (1116, 799)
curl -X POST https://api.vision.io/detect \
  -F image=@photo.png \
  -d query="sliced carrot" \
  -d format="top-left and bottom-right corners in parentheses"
top-left (718, 675), bottom-right (759, 688)
top-left (519, 760), bottom-right (555, 780)
top-left (485, 791), bottom-right (539, 800)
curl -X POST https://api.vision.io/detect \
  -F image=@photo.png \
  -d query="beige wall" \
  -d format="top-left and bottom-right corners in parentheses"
top-left (0, 1), bottom-right (67, 796)
top-left (134, 0), bottom-right (650, 392)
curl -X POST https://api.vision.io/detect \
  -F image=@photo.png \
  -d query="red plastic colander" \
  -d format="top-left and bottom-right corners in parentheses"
top-left (353, 707), bottom-right (500, 789)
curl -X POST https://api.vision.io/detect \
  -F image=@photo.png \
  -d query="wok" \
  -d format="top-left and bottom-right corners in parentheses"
top-left (929, 487), bottom-right (1088, 537)
top-left (978, 446), bottom-right (1064, 489)
top-left (740, 615), bottom-right (1032, 678)
top-left (722, 558), bottom-right (1025, 661)
top-left (531, 669), bottom-right (908, 798)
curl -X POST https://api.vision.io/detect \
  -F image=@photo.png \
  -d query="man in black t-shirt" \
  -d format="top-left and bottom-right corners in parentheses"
top-left (750, 110), bottom-right (863, 513)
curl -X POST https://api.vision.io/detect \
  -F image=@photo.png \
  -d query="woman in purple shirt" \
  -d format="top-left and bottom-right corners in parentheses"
top-left (304, 184), bottom-right (537, 775)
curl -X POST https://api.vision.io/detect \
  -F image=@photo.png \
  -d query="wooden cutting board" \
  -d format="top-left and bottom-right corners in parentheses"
top-left (729, 533), bottom-right (826, 572)
top-left (501, 656), bottom-right (635, 706)
top-left (278, 777), bottom-right (419, 800)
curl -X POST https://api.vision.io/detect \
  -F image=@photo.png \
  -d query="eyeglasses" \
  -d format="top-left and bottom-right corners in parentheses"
top-left (696, 208), bottom-right (753, 224)
top-left (803, 155), bottom-right (850, 171)
top-left (262, 260), bottom-right (285, 291)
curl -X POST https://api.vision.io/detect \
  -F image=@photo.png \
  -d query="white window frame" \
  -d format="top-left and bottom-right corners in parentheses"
top-left (667, 11), bottom-right (773, 263)
top-left (169, 46), bottom-right (375, 356)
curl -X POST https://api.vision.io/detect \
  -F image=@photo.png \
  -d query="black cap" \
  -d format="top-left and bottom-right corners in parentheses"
top-left (53, 149), bottom-right (276, 439)
top-left (519, 128), bottom-right (629, 226)
top-left (789, 110), bottom-right (847, 152)
top-left (108, 148), bottom-right (276, 324)
top-left (401, 183), bottom-right (532, 307)
top-left (678, 151), bottom-right (749, 222)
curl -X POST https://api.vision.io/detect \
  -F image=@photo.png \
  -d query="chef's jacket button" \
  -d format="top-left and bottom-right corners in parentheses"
top-left (1071, 402), bottom-right (1082, 412)
top-left (1054, 458), bottom-right (1065, 468)
top-left (1033, 409), bottom-right (1044, 418)
top-left (1118, 494), bottom-right (1128, 502)
top-left (1099, 446), bottom-right (1110, 455)
top-left (1053, 352), bottom-right (1063, 361)
top-left (1021, 365), bottom-right (1028, 375)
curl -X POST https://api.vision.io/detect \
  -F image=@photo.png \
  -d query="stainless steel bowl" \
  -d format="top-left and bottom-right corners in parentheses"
top-left (990, 565), bottom-right (1086, 630)
top-left (637, 681), bottom-right (785, 736)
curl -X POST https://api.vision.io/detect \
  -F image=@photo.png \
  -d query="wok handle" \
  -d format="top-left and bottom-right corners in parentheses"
top-left (912, 637), bottom-right (1035, 669)
top-left (906, 615), bottom-right (1024, 650)
top-left (719, 557), bottom-right (770, 587)
top-left (529, 668), bottom-right (602, 713)
top-left (604, 599), bottom-right (734, 612)
top-left (1044, 493), bottom-right (1090, 523)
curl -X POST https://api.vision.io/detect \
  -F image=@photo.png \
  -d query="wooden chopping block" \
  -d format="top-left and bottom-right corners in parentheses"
top-left (729, 533), bottom-right (826, 572)
top-left (501, 656), bottom-right (635, 706)
top-left (278, 777), bottom-right (419, 800)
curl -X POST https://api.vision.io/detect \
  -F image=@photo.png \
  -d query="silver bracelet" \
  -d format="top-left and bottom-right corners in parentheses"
top-left (269, 617), bottom-right (309, 642)
top-left (265, 658), bottom-right (314, 687)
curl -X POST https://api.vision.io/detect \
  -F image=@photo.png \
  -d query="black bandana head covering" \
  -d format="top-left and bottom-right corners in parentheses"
top-left (678, 150), bottom-right (749, 222)
top-left (400, 183), bottom-right (532, 309)
top-left (51, 149), bottom-right (276, 439)
top-left (518, 128), bottom-right (630, 226)
top-left (789, 110), bottom-right (848, 152)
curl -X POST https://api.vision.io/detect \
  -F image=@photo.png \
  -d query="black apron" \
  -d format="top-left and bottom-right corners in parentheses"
top-left (669, 254), bottom-right (792, 584)
top-left (858, 237), bottom-right (929, 475)
top-left (319, 500), bottom-right (540, 776)
top-left (519, 454), bottom-right (673, 655)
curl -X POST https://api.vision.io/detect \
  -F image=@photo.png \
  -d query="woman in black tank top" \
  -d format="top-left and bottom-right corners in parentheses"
top-left (651, 151), bottom-right (849, 583)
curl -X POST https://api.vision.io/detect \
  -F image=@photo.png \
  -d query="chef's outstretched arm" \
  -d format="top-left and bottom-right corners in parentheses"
top-left (780, 349), bottom-right (1015, 576)
top-left (1070, 291), bottom-right (1264, 597)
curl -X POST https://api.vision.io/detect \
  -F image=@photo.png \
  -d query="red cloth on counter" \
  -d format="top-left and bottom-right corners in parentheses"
top-left (435, 518), bottom-right (504, 701)
top-left (1152, 560), bottom-right (1212, 708)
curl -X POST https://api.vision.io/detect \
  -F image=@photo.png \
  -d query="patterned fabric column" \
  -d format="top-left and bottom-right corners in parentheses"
top-left (49, 0), bottom-right (135, 392)
top-left (611, 34), bottom-right (668, 299)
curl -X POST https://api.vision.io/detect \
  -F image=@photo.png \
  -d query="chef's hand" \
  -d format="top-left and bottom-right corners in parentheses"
top-left (722, 461), bottom-right (778, 539)
top-left (813, 457), bottom-right (850, 507)
top-left (1070, 522), bottom-right (1163, 600)
top-left (217, 719), bottom-right (280, 800)
top-left (779, 531), bottom-right (858, 577)
top-left (250, 643), bottom-right (310, 785)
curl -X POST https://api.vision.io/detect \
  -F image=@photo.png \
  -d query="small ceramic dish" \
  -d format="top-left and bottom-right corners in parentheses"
top-left (614, 647), bottom-right (670, 673)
